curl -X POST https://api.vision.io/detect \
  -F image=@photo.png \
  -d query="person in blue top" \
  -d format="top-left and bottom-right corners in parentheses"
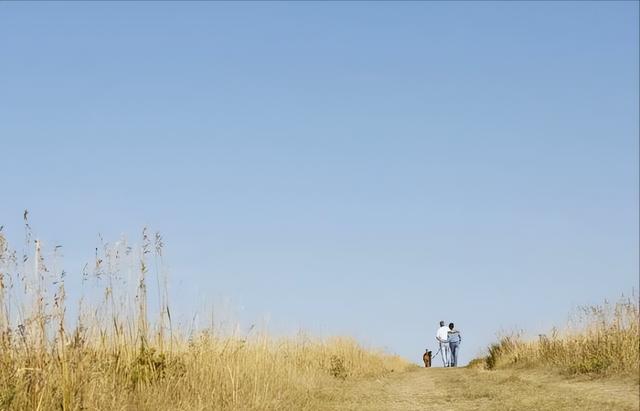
top-left (447, 323), bottom-right (462, 367)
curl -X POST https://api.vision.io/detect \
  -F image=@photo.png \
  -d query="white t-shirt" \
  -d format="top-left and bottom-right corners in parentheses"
top-left (436, 326), bottom-right (449, 342)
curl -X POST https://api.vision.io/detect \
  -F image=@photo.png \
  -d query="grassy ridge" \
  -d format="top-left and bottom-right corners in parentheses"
top-left (0, 221), bottom-right (410, 410)
top-left (0, 333), bottom-right (409, 410)
top-left (470, 296), bottom-right (639, 378)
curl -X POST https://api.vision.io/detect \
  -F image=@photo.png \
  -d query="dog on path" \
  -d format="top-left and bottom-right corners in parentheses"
top-left (422, 349), bottom-right (432, 368)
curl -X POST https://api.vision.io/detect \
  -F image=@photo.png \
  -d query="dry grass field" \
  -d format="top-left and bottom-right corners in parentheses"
top-left (471, 295), bottom-right (639, 377)
top-left (0, 219), bottom-right (637, 410)
top-left (0, 222), bottom-right (411, 410)
top-left (0, 330), bottom-right (411, 410)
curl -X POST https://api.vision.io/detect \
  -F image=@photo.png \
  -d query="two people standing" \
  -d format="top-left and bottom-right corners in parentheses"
top-left (435, 321), bottom-right (462, 367)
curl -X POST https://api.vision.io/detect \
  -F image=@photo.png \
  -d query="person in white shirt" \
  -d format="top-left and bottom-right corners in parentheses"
top-left (436, 320), bottom-right (450, 367)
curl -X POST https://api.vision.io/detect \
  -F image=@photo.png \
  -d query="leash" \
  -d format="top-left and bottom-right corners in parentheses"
top-left (432, 337), bottom-right (448, 358)
top-left (430, 338), bottom-right (456, 362)
top-left (431, 345), bottom-right (442, 360)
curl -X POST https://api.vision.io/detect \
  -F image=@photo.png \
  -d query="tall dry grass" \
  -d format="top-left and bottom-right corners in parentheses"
top-left (471, 295), bottom-right (639, 377)
top-left (0, 214), bottom-right (410, 410)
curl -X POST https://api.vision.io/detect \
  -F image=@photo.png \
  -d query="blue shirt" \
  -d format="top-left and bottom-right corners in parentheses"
top-left (447, 329), bottom-right (461, 343)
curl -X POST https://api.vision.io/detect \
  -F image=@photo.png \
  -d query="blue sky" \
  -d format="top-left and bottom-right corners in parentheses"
top-left (1, 2), bottom-right (638, 365)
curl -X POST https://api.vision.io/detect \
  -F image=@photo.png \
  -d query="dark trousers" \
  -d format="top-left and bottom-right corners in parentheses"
top-left (449, 342), bottom-right (459, 367)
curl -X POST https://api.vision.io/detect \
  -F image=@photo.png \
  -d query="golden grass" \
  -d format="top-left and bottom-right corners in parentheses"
top-left (0, 217), bottom-right (410, 410)
top-left (0, 333), bottom-right (409, 410)
top-left (471, 295), bottom-right (640, 378)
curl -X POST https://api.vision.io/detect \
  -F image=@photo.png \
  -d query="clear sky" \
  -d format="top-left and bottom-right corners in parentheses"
top-left (1, 2), bottom-right (638, 365)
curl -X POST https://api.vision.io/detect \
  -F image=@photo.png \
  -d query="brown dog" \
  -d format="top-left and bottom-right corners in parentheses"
top-left (423, 349), bottom-right (432, 368)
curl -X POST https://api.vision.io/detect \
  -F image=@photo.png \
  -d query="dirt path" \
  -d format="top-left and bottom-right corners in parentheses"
top-left (322, 367), bottom-right (639, 410)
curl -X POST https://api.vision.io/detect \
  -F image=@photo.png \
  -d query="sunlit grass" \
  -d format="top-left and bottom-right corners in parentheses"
top-left (0, 215), bottom-right (410, 410)
top-left (471, 294), bottom-right (639, 378)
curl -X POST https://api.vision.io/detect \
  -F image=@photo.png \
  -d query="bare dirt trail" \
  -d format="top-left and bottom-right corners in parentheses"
top-left (322, 367), bottom-right (639, 410)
